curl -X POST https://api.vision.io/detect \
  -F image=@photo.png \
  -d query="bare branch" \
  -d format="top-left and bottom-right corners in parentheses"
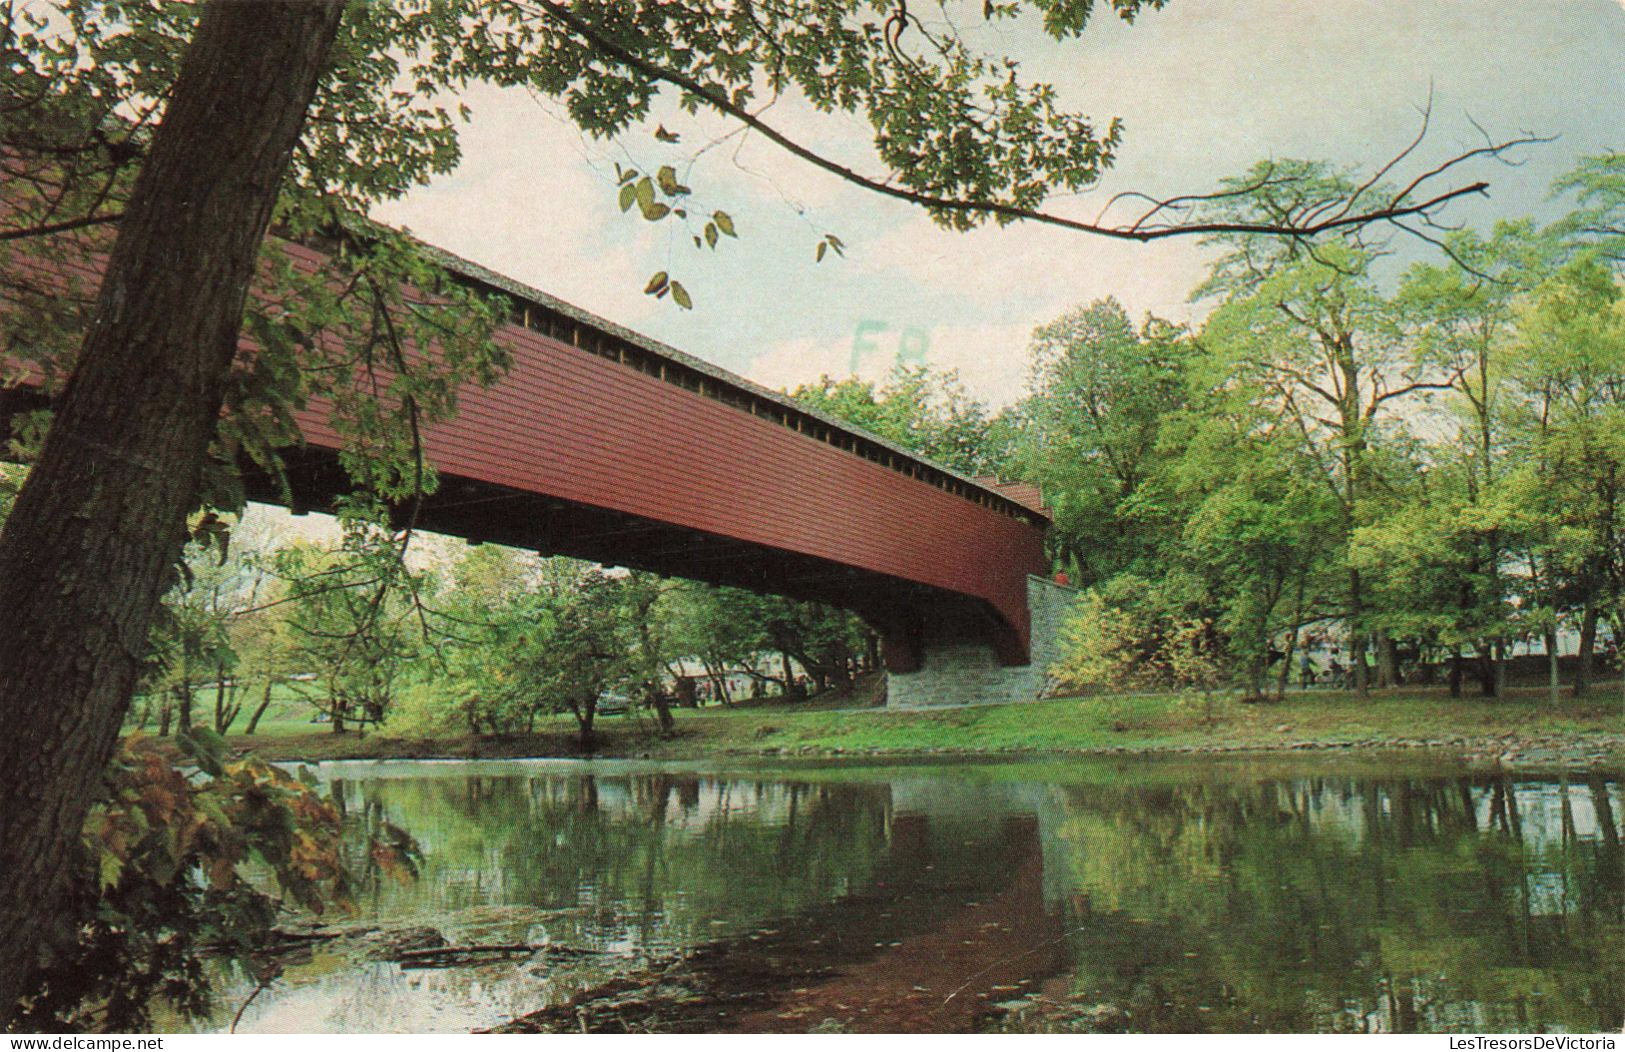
top-left (510, 0), bottom-right (1546, 245)
top-left (0, 211), bottom-right (124, 243)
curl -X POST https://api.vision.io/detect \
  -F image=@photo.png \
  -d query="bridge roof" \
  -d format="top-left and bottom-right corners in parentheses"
top-left (414, 240), bottom-right (1048, 526)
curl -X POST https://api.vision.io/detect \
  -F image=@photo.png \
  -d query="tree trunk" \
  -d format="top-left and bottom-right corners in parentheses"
top-left (1276, 632), bottom-right (1296, 701)
top-left (782, 652), bottom-right (799, 697)
top-left (1573, 603), bottom-right (1597, 697)
top-left (1350, 631), bottom-right (1369, 696)
top-left (575, 701), bottom-right (597, 750)
top-left (1448, 645), bottom-right (1463, 698)
top-left (648, 687), bottom-right (674, 736)
top-left (1278, 574), bottom-right (1307, 700)
top-left (1376, 631), bottom-right (1398, 689)
top-left (1246, 653), bottom-right (1265, 699)
top-left (0, 1), bottom-right (344, 1021)
top-left (243, 678), bottom-right (276, 736)
top-left (1478, 644), bottom-right (1497, 697)
top-left (213, 667), bottom-right (241, 734)
top-left (1546, 627), bottom-right (1561, 708)
top-left (1348, 567), bottom-right (1369, 697)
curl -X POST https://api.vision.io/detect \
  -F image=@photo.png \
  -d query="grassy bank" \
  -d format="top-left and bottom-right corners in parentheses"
top-left (164, 680), bottom-right (1625, 770)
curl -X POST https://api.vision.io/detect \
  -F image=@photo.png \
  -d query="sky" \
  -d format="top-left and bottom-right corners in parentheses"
top-left (373, 0), bottom-right (1625, 409)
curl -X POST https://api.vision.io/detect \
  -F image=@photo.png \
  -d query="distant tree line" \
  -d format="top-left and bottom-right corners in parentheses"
top-left (1013, 156), bottom-right (1625, 703)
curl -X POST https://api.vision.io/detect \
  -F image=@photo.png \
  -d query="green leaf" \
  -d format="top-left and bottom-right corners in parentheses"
top-left (656, 164), bottom-right (679, 195)
top-left (98, 850), bottom-right (124, 891)
top-left (641, 201), bottom-right (671, 221)
top-left (670, 280), bottom-right (693, 310)
top-left (712, 211), bottom-right (736, 237)
top-left (644, 271), bottom-right (669, 296)
top-left (635, 177), bottom-right (654, 213)
top-left (618, 182), bottom-right (637, 212)
top-left (816, 240), bottom-right (827, 263)
top-left (705, 223), bottom-right (718, 249)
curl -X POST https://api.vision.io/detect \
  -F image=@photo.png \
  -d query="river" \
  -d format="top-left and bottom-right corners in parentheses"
top-left (186, 755), bottom-right (1623, 1034)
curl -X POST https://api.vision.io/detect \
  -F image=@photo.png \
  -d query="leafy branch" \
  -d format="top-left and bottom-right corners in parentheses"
top-left (516, 0), bottom-right (1548, 249)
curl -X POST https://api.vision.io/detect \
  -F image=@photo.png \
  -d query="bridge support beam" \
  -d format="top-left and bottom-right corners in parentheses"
top-left (885, 576), bottom-right (1078, 709)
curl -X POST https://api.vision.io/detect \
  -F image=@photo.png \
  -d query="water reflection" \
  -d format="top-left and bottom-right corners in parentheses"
top-left (204, 759), bottom-right (1623, 1034)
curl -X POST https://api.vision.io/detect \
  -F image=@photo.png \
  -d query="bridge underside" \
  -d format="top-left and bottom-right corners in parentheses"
top-left (260, 444), bottom-right (1023, 673)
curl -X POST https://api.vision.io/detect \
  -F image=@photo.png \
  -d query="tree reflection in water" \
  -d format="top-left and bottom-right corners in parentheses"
top-left (207, 761), bottom-right (1621, 1034)
top-left (1044, 771), bottom-right (1624, 1033)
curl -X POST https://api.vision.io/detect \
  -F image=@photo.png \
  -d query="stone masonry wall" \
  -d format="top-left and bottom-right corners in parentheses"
top-left (886, 576), bottom-right (1079, 708)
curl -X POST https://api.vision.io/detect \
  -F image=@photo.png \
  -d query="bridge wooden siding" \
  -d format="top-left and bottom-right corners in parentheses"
top-left (3, 239), bottom-right (1050, 668)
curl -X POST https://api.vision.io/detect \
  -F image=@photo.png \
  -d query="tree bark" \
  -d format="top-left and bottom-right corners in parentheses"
top-left (214, 668), bottom-right (241, 734)
top-left (1546, 627), bottom-right (1561, 708)
top-left (1573, 602), bottom-right (1597, 696)
top-left (243, 678), bottom-right (276, 736)
top-left (1376, 631), bottom-right (1398, 689)
top-left (647, 687), bottom-right (675, 736)
top-left (177, 664), bottom-right (194, 730)
top-left (0, 1), bottom-right (344, 1021)
top-left (573, 700), bottom-right (597, 750)
top-left (1348, 568), bottom-right (1369, 697)
top-left (1477, 643), bottom-right (1497, 697)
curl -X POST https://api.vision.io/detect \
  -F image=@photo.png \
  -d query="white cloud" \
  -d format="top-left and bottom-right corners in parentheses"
top-left (374, 2), bottom-right (1625, 405)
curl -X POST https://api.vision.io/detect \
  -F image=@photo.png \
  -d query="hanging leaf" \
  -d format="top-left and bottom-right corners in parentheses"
top-left (643, 271), bottom-right (669, 296)
top-left (654, 124), bottom-right (681, 143)
top-left (97, 849), bottom-right (125, 891)
top-left (618, 182), bottom-right (637, 212)
top-left (705, 223), bottom-right (719, 249)
top-left (816, 240), bottom-right (827, 263)
top-left (712, 210), bottom-right (736, 237)
top-left (669, 280), bottom-right (693, 310)
top-left (641, 201), bottom-right (671, 221)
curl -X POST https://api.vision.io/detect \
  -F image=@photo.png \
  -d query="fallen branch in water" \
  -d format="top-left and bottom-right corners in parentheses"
top-left (396, 942), bottom-right (606, 969)
top-left (267, 926), bottom-right (350, 944)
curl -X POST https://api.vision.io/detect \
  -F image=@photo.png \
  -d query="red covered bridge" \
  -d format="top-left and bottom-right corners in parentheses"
top-left (2, 240), bottom-right (1053, 687)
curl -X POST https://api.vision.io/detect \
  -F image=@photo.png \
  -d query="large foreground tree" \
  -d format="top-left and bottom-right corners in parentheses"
top-left (0, 0), bottom-right (346, 1015)
top-left (0, 0), bottom-right (1541, 1023)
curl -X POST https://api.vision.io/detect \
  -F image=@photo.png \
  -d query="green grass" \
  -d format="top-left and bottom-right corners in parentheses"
top-left (654, 683), bottom-right (1625, 755)
top-left (128, 681), bottom-right (332, 738)
top-left (156, 677), bottom-right (1625, 768)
